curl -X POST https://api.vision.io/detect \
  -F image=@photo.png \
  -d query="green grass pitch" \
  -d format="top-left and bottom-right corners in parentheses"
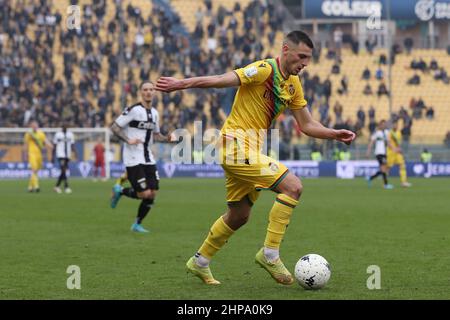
top-left (0, 177), bottom-right (449, 299)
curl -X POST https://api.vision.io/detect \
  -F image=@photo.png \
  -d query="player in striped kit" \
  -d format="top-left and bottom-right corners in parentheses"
top-left (53, 124), bottom-right (76, 194)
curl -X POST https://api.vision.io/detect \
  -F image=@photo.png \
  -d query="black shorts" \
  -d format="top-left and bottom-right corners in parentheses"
top-left (126, 164), bottom-right (160, 192)
top-left (376, 155), bottom-right (387, 165)
top-left (58, 158), bottom-right (69, 168)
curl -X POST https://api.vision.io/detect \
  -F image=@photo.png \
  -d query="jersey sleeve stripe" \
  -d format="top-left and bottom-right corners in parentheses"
top-left (266, 59), bottom-right (284, 123)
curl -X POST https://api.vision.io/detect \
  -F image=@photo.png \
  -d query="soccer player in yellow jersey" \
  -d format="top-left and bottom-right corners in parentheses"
top-left (387, 120), bottom-right (412, 187)
top-left (156, 31), bottom-right (355, 285)
top-left (23, 121), bottom-right (53, 192)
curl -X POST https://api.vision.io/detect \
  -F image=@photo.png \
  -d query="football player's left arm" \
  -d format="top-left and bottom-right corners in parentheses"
top-left (156, 72), bottom-right (240, 92)
top-left (291, 108), bottom-right (356, 145)
top-left (153, 112), bottom-right (177, 143)
top-left (153, 132), bottom-right (177, 143)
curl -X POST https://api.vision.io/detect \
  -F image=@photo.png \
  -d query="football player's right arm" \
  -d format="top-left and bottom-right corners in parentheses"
top-left (156, 72), bottom-right (240, 92)
top-left (156, 60), bottom-right (272, 92)
top-left (111, 107), bottom-right (143, 145)
top-left (110, 122), bottom-right (142, 145)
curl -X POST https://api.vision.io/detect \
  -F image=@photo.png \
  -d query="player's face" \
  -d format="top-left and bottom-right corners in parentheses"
top-left (141, 83), bottom-right (155, 103)
top-left (30, 121), bottom-right (38, 131)
top-left (284, 42), bottom-right (312, 75)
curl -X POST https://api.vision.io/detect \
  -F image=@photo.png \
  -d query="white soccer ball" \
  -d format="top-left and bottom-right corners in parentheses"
top-left (294, 254), bottom-right (331, 290)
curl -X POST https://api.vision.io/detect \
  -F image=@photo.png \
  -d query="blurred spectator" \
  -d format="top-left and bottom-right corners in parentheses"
top-left (365, 36), bottom-right (376, 54)
top-left (333, 27), bottom-right (343, 57)
top-left (407, 74), bottom-right (421, 85)
top-left (445, 131), bottom-right (450, 148)
top-left (375, 66), bottom-right (384, 80)
top-left (420, 148), bottom-right (432, 163)
top-left (412, 97), bottom-right (426, 119)
top-left (310, 144), bottom-right (323, 161)
top-left (368, 106), bottom-right (376, 134)
top-left (401, 117), bottom-right (412, 152)
top-left (391, 43), bottom-right (401, 64)
top-left (404, 37), bottom-right (413, 54)
top-left (338, 146), bottom-right (351, 160)
top-left (362, 67), bottom-right (371, 80)
top-left (430, 59), bottom-right (438, 70)
top-left (350, 37), bottom-right (359, 55)
top-left (323, 77), bottom-right (332, 101)
top-left (357, 106), bottom-right (366, 127)
top-left (318, 97), bottom-right (329, 123)
top-left (363, 83), bottom-right (373, 95)
top-left (337, 75), bottom-right (348, 95)
top-left (312, 43), bottom-right (321, 63)
top-left (326, 47), bottom-right (336, 60)
top-left (434, 67), bottom-right (449, 84)
top-left (204, 0), bottom-right (212, 16)
top-left (333, 101), bottom-right (344, 124)
top-left (426, 106), bottom-right (435, 120)
top-left (411, 58), bottom-right (427, 72)
top-left (195, 7), bottom-right (204, 25)
top-left (331, 61), bottom-right (340, 74)
top-left (377, 82), bottom-right (389, 97)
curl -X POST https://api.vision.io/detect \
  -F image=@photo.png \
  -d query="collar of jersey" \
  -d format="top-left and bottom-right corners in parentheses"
top-left (139, 102), bottom-right (153, 111)
top-left (276, 57), bottom-right (289, 81)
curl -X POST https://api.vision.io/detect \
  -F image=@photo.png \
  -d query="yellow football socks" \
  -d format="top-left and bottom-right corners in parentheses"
top-left (29, 173), bottom-right (39, 190)
top-left (264, 194), bottom-right (298, 249)
top-left (198, 216), bottom-right (235, 259)
top-left (399, 163), bottom-right (407, 183)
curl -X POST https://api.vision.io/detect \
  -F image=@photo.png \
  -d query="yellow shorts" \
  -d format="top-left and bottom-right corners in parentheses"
top-left (387, 152), bottom-right (405, 168)
top-left (29, 154), bottom-right (43, 171)
top-left (220, 136), bottom-right (288, 205)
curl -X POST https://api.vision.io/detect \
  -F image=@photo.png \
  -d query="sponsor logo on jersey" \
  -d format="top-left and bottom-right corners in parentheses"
top-left (129, 121), bottom-right (156, 130)
top-left (244, 66), bottom-right (258, 78)
top-left (269, 162), bottom-right (279, 173)
top-left (137, 121), bottom-right (155, 130)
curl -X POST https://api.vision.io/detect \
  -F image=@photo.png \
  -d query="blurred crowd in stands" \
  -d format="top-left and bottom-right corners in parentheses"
top-left (0, 0), bottom-right (449, 157)
top-left (0, 0), bottom-right (284, 134)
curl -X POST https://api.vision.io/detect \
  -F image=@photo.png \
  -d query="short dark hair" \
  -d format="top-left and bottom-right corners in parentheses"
top-left (285, 30), bottom-right (314, 49)
top-left (139, 80), bottom-right (154, 89)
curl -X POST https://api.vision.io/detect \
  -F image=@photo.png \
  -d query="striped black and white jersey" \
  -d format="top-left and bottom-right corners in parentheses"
top-left (53, 131), bottom-right (75, 159)
top-left (114, 103), bottom-right (160, 167)
top-left (370, 129), bottom-right (389, 156)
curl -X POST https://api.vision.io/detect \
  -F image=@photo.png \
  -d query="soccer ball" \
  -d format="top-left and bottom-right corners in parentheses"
top-left (294, 254), bottom-right (331, 290)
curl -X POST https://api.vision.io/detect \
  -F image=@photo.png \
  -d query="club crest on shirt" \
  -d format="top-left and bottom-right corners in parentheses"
top-left (288, 84), bottom-right (295, 95)
top-left (269, 162), bottom-right (279, 173)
